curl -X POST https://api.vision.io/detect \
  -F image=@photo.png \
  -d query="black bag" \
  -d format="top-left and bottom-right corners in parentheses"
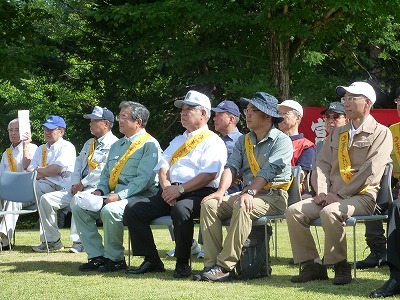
top-left (235, 225), bottom-right (272, 280)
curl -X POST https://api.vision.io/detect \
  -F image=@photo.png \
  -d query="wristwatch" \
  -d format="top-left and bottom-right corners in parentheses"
top-left (241, 189), bottom-right (255, 197)
top-left (178, 184), bottom-right (185, 194)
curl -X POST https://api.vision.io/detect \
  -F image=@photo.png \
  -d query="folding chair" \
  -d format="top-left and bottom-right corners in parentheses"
top-left (0, 171), bottom-right (49, 254)
top-left (310, 162), bottom-right (393, 281)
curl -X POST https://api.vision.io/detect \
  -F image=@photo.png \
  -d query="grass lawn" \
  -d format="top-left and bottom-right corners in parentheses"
top-left (0, 222), bottom-right (389, 300)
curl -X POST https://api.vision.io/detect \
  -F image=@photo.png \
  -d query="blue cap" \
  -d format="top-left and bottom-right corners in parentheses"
top-left (211, 100), bottom-right (240, 117)
top-left (42, 115), bottom-right (66, 129)
top-left (83, 106), bottom-right (115, 122)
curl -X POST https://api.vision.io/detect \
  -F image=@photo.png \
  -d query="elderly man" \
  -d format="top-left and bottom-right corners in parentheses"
top-left (0, 119), bottom-right (38, 250)
top-left (72, 101), bottom-right (161, 273)
top-left (27, 115), bottom-right (76, 252)
top-left (196, 92), bottom-right (293, 282)
top-left (124, 90), bottom-right (227, 278)
top-left (32, 107), bottom-right (118, 253)
top-left (286, 82), bottom-right (393, 285)
top-left (278, 100), bottom-right (315, 189)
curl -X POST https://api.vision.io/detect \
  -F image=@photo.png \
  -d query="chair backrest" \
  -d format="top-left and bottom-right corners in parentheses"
top-left (0, 171), bottom-right (38, 203)
top-left (375, 162), bottom-right (393, 208)
top-left (287, 166), bottom-right (302, 206)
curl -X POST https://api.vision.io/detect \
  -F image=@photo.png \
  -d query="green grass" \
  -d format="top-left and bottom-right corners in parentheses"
top-left (0, 223), bottom-right (389, 300)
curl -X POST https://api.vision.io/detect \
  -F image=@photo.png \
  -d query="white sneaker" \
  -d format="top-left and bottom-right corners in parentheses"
top-left (166, 240), bottom-right (201, 257)
top-left (32, 239), bottom-right (64, 252)
top-left (69, 242), bottom-right (85, 253)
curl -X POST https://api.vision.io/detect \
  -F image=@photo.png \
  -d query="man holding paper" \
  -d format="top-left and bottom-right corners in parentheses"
top-left (0, 118), bottom-right (37, 250)
top-left (32, 107), bottom-right (118, 253)
top-left (72, 101), bottom-right (161, 273)
top-left (27, 115), bottom-right (76, 252)
top-left (124, 90), bottom-right (227, 278)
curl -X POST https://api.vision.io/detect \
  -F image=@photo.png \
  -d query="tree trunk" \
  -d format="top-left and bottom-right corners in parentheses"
top-left (270, 31), bottom-right (290, 101)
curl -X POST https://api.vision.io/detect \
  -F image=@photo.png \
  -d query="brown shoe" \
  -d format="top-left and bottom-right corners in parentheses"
top-left (291, 262), bottom-right (329, 283)
top-left (333, 260), bottom-right (352, 285)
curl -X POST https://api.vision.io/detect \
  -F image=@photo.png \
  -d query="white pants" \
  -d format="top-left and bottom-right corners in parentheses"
top-left (0, 200), bottom-right (22, 243)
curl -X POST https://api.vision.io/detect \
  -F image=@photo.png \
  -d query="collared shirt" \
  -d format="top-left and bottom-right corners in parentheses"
top-left (97, 129), bottom-right (162, 200)
top-left (71, 131), bottom-right (119, 189)
top-left (155, 125), bottom-right (227, 188)
top-left (226, 125), bottom-right (293, 188)
top-left (28, 138), bottom-right (76, 189)
top-left (0, 142), bottom-right (38, 173)
top-left (219, 127), bottom-right (242, 158)
top-left (317, 115), bottom-right (393, 200)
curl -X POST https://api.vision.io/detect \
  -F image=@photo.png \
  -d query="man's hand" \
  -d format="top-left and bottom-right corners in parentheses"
top-left (235, 193), bottom-right (255, 213)
top-left (323, 193), bottom-right (341, 206)
top-left (201, 191), bottom-right (225, 207)
top-left (21, 132), bottom-right (32, 144)
top-left (103, 193), bottom-right (120, 205)
top-left (161, 185), bottom-right (180, 206)
top-left (71, 182), bottom-right (84, 195)
top-left (314, 193), bottom-right (327, 206)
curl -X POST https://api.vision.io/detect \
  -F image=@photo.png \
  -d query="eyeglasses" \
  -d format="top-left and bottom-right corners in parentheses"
top-left (340, 96), bottom-right (366, 103)
top-left (116, 114), bottom-right (133, 121)
top-left (243, 108), bottom-right (261, 115)
top-left (394, 97), bottom-right (400, 104)
top-left (323, 114), bottom-right (344, 121)
top-left (8, 128), bottom-right (19, 133)
top-left (277, 111), bottom-right (295, 117)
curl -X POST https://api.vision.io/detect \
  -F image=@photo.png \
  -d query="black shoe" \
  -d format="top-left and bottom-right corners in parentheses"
top-left (98, 259), bottom-right (127, 273)
top-left (357, 250), bottom-right (387, 269)
top-left (79, 256), bottom-right (109, 272)
top-left (174, 263), bottom-right (192, 278)
top-left (0, 242), bottom-right (13, 251)
top-left (126, 260), bottom-right (165, 275)
top-left (192, 266), bottom-right (213, 281)
top-left (369, 278), bottom-right (400, 298)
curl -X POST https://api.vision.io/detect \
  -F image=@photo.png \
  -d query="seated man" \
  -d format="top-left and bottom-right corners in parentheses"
top-left (72, 101), bottom-right (161, 273)
top-left (278, 100), bottom-right (315, 192)
top-left (0, 118), bottom-right (37, 250)
top-left (196, 92), bottom-right (293, 282)
top-left (28, 115), bottom-right (76, 252)
top-left (32, 106), bottom-right (118, 253)
top-left (124, 90), bottom-right (227, 278)
top-left (286, 82), bottom-right (393, 285)
top-left (369, 199), bottom-right (400, 298)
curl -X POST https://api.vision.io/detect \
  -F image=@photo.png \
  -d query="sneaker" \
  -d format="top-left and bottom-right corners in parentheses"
top-left (291, 262), bottom-right (328, 283)
top-left (79, 256), bottom-right (109, 272)
top-left (69, 242), bottom-right (85, 253)
top-left (333, 260), bottom-right (352, 285)
top-left (32, 239), bottom-right (64, 252)
top-left (356, 250), bottom-right (387, 269)
top-left (98, 259), bottom-right (127, 273)
top-left (201, 265), bottom-right (233, 282)
top-left (166, 240), bottom-right (201, 257)
top-left (192, 266), bottom-right (212, 281)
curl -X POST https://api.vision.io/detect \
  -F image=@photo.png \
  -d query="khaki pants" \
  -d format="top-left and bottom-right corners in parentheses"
top-left (201, 189), bottom-right (288, 271)
top-left (286, 195), bottom-right (376, 265)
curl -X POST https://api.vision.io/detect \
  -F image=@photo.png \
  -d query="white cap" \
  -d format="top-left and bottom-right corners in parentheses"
top-left (336, 82), bottom-right (376, 104)
top-left (278, 100), bottom-right (303, 116)
top-left (75, 192), bottom-right (103, 212)
top-left (174, 90), bottom-right (211, 110)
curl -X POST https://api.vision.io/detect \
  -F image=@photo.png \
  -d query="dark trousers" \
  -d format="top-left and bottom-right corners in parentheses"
top-left (387, 199), bottom-right (400, 273)
top-left (365, 220), bottom-right (386, 247)
top-left (124, 187), bottom-right (215, 260)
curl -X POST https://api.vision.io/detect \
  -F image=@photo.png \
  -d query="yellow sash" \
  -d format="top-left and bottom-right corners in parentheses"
top-left (41, 146), bottom-right (47, 167)
top-left (338, 131), bottom-right (368, 194)
top-left (169, 130), bottom-right (215, 167)
top-left (87, 139), bottom-right (99, 171)
top-left (390, 122), bottom-right (400, 168)
top-left (244, 134), bottom-right (291, 191)
top-left (109, 133), bottom-right (151, 190)
top-left (6, 148), bottom-right (17, 172)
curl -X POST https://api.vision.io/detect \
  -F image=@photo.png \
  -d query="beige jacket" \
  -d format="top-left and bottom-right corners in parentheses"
top-left (316, 115), bottom-right (392, 200)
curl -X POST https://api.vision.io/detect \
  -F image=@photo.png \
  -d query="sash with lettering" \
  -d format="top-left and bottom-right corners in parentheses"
top-left (87, 139), bottom-right (99, 171)
top-left (169, 130), bottom-right (215, 167)
top-left (244, 134), bottom-right (291, 191)
top-left (109, 133), bottom-right (151, 190)
top-left (338, 131), bottom-right (368, 194)
top-left (42, 146), bottom-right (48, 167)
top-left (390, 122), bottom-right (400, 168)
top-left (5, 148), bottom-right (17, 172)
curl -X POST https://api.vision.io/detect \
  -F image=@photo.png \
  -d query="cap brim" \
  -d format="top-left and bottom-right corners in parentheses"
top-left (83, 113), bottom-right (103, 120)
top-left (42, 123), bottom-right (60, 129)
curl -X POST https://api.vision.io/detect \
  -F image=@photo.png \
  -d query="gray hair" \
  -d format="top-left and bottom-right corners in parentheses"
top-left (8, 118), bottom-right (18, 130)
top-left (119, 101), bottom-right (150, 128)
top-left (194, 106), bottom-right (211, 121)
